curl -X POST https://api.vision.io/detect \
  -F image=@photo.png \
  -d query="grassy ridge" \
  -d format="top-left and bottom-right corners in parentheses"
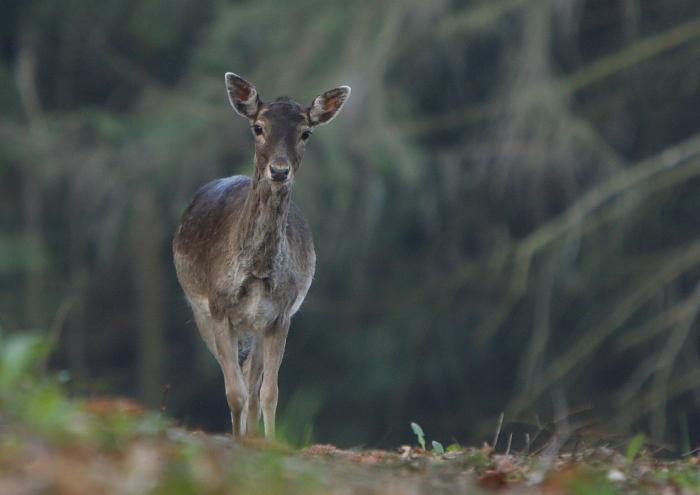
top-left (1, 332), bottom-right (699, 494)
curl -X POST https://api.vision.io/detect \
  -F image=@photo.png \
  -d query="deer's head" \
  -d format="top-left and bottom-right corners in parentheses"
top-left (225, 73), bottom-right (350, 185)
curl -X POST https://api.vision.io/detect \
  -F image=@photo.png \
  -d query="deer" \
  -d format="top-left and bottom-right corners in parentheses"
top-left (173, 73), bottom-right (350, 439)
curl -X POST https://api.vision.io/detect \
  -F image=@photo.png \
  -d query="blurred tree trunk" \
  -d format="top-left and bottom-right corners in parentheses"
top-left (131, 188), bottom-right (167, 407)
top-left (66, 262), bottom-right (90, 392)
top-left (16, 31), bottom-right (46, 330)
top-left (21, 170), bottom-right (44, 329)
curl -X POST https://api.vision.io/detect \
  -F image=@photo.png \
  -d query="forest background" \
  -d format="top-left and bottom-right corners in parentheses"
top-left (2, 0), bottom-right (700, 451)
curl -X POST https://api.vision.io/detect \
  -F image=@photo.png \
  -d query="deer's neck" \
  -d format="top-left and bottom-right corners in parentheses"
top-left (235, 173), bottom-right (292, 279)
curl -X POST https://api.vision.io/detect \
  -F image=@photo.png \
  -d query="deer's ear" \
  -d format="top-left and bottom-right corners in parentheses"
top-left (309, 86), bottom-right (351, 126)
top-left (226, 73), bottom-right (260, 119)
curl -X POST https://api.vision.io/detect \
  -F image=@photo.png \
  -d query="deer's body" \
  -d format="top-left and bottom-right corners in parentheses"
top-left (173, 73), bottom-right (349, 438)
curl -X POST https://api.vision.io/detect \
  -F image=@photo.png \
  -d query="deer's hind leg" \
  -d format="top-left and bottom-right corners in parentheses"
top-left (187, 295), bottom-right (221, 357)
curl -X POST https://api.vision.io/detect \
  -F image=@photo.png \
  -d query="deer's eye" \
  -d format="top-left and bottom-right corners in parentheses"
top-left (252, 124), bottom-right (263, 136)
top-left (301, 130), bottom-right (312, 141)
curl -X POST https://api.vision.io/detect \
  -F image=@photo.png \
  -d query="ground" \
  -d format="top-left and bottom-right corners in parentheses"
top-left (2, 398), bottom-right (699, 495)
top-left (0, 333), bottom-right (697, 495)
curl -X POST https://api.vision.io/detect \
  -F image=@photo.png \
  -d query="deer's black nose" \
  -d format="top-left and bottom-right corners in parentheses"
top-left (269, 163), bottom-right (290, 181)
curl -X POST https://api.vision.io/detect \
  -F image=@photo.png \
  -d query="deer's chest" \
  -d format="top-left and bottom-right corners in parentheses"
top-left (211, 271), bottom-right (295, 331)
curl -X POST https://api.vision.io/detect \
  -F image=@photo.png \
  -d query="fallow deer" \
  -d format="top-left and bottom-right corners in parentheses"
top-left (173, 73), bottom-right (349, 438)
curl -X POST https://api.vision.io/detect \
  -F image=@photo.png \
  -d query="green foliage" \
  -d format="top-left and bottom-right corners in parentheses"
top-left (0, 329), bottom-right (170, 448)
top-left (0, 330), bottom-right (81, 442)
top-left (563, 467), bottom-right (617, 495)
top-left (0, 330), bottom-right (47, 398)
top-left (275, 384), bottom-right (324, 447)
top-left (625, 433), bottom-right (645, 465)
top-left (658, 464), bottom-right (700, 492)
top-left (0, 329), bottom-right (329, 493)
top-left (410, 423), bottom-right (446, 454)
top-left (411, 422), bottom-right (425, 450)
top-left (460, 449), bottom-right (491, 469)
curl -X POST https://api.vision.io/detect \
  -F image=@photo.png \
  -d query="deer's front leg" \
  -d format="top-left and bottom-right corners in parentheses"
top-left (243, 333), bottom-right (264, 433)
top-left (260, 319), bottom-right (290, 439)
top-left (212, 317), bottom-right (248, 437)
